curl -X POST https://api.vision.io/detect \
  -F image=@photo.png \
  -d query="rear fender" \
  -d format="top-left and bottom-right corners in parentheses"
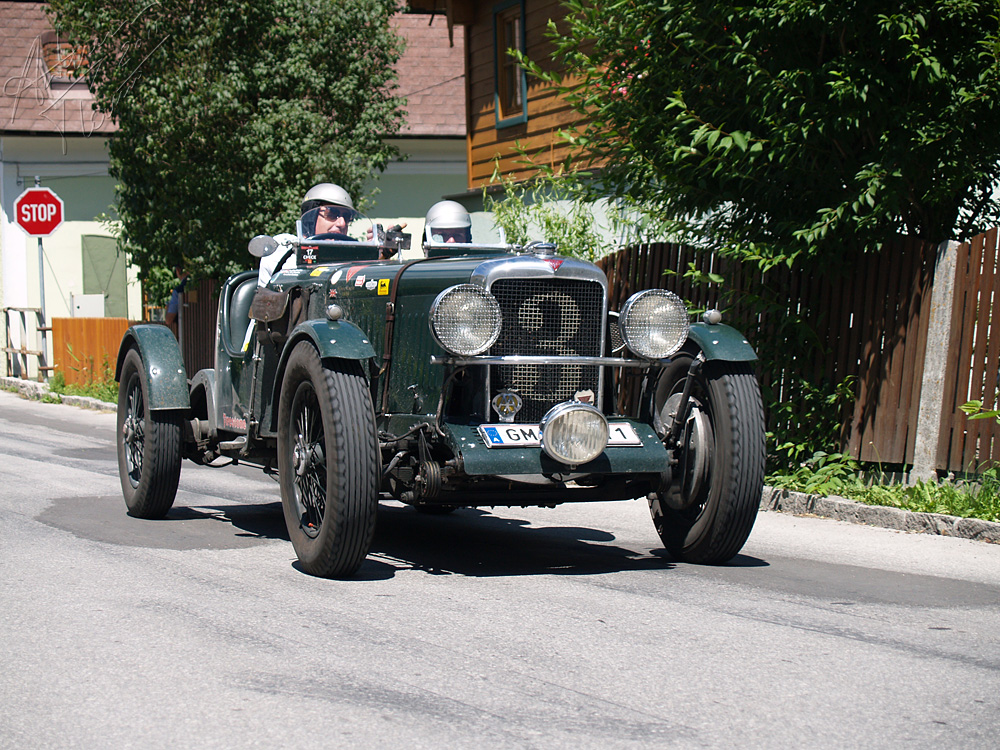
top-left (115, 324), bottom-right (190, 411)
top-left (188, 368), bottom-right (217, 437)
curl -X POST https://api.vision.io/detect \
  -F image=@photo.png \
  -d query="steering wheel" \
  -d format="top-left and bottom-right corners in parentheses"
top-left (310, 232), bottom-right (355, 242)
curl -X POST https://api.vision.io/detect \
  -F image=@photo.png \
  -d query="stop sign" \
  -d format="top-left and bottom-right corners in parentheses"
top-left (14, 187), bottom-right (64, 237)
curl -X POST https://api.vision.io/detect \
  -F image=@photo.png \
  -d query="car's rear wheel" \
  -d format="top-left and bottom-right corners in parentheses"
top-left (116, 347), bottom-right (182, 518)
top-left (648, 353), bottom-right (765, 564)
top-left (277, 343), bottom-right (378, 577)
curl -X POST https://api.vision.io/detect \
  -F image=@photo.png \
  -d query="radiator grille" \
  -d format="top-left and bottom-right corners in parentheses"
top-left (488, 278), bottom-right (604, 422)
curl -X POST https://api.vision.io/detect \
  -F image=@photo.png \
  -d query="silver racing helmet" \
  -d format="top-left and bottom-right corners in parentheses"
top-left (301, 183), bottom-right (354, 213)
top-left (425, 200), bottom-right (472, 244)
top-left (300, 183), bottom-right (356, 237)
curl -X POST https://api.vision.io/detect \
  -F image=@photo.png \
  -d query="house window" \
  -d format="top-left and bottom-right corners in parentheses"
top-left (494, 0), bottom-right (527, 128)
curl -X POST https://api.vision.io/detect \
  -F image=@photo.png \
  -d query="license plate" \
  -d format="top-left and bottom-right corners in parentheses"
top-left (478, 422), bottom-right (643, 448)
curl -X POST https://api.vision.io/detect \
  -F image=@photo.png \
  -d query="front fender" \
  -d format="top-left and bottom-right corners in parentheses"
top-left (686, 322), bottom-right (757, 362)
top-left (115, 324), bottom-right (190, 411)
top-left (268, 319), bottom-right (377, 427)
top-left (280, 319), bottom-right (377, 364)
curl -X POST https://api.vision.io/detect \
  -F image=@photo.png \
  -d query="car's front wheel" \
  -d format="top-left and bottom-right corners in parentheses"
top-left (648, 353), bottom-right (765, 564)
top-left (277, 343), bottom-right (378, 577)
top-left (116, 347), bottom-right (182, 518)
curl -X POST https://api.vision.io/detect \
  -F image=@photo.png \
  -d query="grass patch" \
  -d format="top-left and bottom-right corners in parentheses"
top-left (49, 364), bottom-right (118, 405)
top-left (768, 452), bottom-right (1000, 523)
top-left (49, 372), bottom-right (117, 404)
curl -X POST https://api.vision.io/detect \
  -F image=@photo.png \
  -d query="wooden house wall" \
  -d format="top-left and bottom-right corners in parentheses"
top-left (465, 0), bottom-right (589, 189)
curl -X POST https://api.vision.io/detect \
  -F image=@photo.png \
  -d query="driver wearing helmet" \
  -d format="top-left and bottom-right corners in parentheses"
top-left (424, 200), bottom-right (472, 247)
top-left (299, 182), bottom-right (357, 240)
top-left (257, 182), bottom-right (356, 287)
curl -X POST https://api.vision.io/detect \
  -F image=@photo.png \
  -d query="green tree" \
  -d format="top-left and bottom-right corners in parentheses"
top-left (528, 0), bottom-right (1000, 265)
top-left (49, 0), bottom-right (406, 281)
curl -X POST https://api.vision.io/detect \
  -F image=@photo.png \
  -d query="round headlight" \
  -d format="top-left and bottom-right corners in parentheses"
top-left (539, 402), bottom-right (609, 466)
top-left (619, 289), bottom-right (690, 359)
top-left (429, 284), bottom-right (502, 356)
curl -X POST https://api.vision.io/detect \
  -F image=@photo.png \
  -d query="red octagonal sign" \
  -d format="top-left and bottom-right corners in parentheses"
top-left (14, 187), bottom-right (65, 237)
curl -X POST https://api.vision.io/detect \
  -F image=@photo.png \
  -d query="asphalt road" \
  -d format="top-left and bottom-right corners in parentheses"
top-left (2, 390), bottom-right (999, 749)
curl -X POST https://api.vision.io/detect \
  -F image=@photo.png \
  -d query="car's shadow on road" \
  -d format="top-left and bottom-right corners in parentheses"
top-left (52, 495), bottom-right (765, 577)
top-left (37, 496), bottom-right (289, 551)
top-left (360, 503), bottom-right (674, 579)
top-left (169, 498), bottom-right (769, 579)
top-left (168, 502), bottom-right (290, 542)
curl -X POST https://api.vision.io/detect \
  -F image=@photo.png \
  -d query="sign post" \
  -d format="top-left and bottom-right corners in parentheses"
top-left (13, 181), bottom-right (65, 379)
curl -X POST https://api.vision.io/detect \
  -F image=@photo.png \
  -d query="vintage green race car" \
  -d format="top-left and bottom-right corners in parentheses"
top-left (114, 210), bottom-right (765, 577)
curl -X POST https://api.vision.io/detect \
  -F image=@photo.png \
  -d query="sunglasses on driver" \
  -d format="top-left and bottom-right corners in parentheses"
top-left (318, 206), bottom-right (352, 221)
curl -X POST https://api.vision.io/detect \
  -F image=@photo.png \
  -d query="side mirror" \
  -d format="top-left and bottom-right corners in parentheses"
top-left (248, 234), bottom-right (279, 258)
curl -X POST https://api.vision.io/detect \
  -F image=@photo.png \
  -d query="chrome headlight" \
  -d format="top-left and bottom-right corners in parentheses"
top-left (539, 402), bottom-right (609, 466)
top-left (429, 284), bottom-right (502, 356)
top-left (619, 289), bottom-right (690, 359)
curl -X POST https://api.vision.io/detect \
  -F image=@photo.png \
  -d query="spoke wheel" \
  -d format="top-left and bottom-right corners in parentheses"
top-left (648, 354), bottom-right (765, 564)
top-left (277, 343), bottom-right (378, 578)
top-left (116, 348), bottom-right (181, 518)
top-left (289, 382), bottom-right (327, 538)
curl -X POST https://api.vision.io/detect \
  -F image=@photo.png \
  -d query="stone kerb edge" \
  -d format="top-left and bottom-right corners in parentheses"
top-left (0, 376), bottom-right (115, 412)
top-left (761, 486), bottom-right (1000, 544)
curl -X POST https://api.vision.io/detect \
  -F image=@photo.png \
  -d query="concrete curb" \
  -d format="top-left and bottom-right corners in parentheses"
top-left (760, 486), bottom-right (1000, 544)
top-left (0, 376), bottom-right (116, 413)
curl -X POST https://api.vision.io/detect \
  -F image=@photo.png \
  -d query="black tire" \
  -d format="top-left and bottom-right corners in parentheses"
top-left (116, 347), bottom-right (182, 518)
top-left (277, 343), bottom-right (378, 577)
top-left (648, 354), bottom-right (765, 564)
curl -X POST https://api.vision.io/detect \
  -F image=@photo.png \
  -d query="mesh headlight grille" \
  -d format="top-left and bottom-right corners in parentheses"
top-left (429, 284), bottom-right (502, 356)
top-left (619, 290), bottom-right (690, 359)
top-left (489, 278), bottom-right (604, 422)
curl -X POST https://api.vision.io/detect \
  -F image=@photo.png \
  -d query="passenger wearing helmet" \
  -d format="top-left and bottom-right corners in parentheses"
top-left (257, 182), bottom-right (356, 287)
top-left (424, 200), bottom-right (472, 246)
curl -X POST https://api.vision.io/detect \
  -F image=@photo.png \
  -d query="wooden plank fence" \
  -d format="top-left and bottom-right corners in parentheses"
top-left (177, 277), bottom-right (219, 376)
top-left (598, 232), bottom-right (1000, 474)
top-left (939, 230), bottom-right (1000, 472)
top-left (51, 317), bottom-right (134, 387)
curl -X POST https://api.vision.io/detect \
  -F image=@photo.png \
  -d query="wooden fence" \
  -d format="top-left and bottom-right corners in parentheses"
top-left (598, 233), bottom-right (1000, 474)
top-left (51, 317), bottom-right (134, 387)
top-left (177, 277), bottom-right (219, 376)
top-left (36, 278), bottom-right (218, 390)
top-left (939, 229), bottom-right (1000, 472)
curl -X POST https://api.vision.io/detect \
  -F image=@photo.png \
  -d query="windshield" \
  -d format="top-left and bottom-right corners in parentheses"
top-left (422, 212), bottom-right (510, 252)
top-left (298, 206), bottom-right (377, 244)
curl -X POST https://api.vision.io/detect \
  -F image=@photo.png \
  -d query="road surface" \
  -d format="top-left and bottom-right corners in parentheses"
top-left (2, 390), bottom-right (998, 748)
